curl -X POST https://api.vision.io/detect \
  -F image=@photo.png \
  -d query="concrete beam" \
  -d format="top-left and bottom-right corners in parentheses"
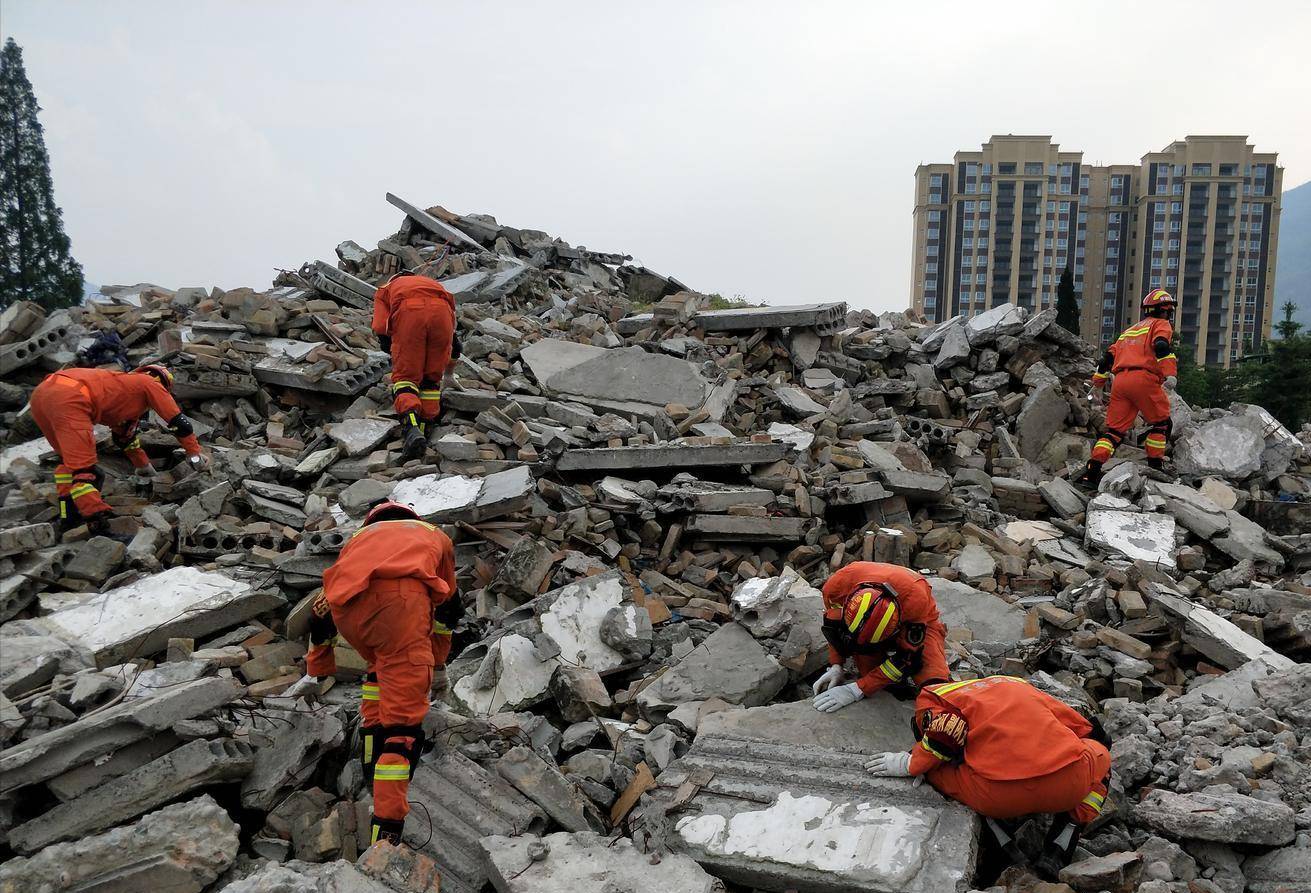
top-left (555, 442), bottom-right (789, 473)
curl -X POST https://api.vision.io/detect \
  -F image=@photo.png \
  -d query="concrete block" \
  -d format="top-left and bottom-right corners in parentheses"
top-left (1133, 789), bottom-right (1294, 845)
top-left (692, 302), bottom-right (847, 334)
top-left (0, 522), bottom-right (56, 559)
top-left (387, 192), bottom-right (483, 249)
top-left (636, 623), bottom-right (788, 719)
top-left (495, 745), bottom-right (606, 833)
top-left (452, 634), bottom-right (560, 715)
top-left (928, 578), bottom-right (1027, 645)
top-left (0, 676), bottom-right (244, 794)
top-left (241, 707), bottom-right (345, 810)
top-left (1016, 383), bottom-right (1069, 463)
top-left (684, 514), bottom-right (807, 542)
top-left (1085, 510), bottom-right (1176, 569)
top-left (10, 738), bottom-right (254, 852)
top-left (326, 417), bottom-right (397, 457)
top-left (0, 795), bottom-right (238, 893)
top-left (556, 442), bottom-right (789, 473)
top-left (1144, 583), bottom-right (1291, 670)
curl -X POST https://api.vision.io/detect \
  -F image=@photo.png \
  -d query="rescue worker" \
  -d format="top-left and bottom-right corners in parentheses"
top-left (865, 675), bottom-right (1112, 877)
top-left (811, 562), bottom-right (950, 713)
top-left (28, 365), bottom-right (206, 534)
top-left (1079, 288), bottom-right (1179, 487)
top-left (371, 271), bottom-right (460, 463)
top-left (297, 500), bottom-right (463, 846)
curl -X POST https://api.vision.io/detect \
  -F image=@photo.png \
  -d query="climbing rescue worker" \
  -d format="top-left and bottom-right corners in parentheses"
top-left (28, 365), bottom-right (206, 534)
top-left (1080, 288), bottom-right (1179, 486)
top-left (299, 501), bottom-right (463, 846)
top-left (371, 271), bottom-right (460, 463)
top-left (811, 562), bottom-right (950, 713)
top-left (864, 675), bottom-right (1112, 876)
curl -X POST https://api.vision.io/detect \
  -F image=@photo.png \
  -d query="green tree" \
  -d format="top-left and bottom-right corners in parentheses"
top-left (1275, 301), bottom-right (1303, 341)
top-left (1, 38), bottom-right (83, 311)
top-left (1055, 266), bottom-right (1079, 335)
top-left (1249, 332), bottom-right (1311, 430)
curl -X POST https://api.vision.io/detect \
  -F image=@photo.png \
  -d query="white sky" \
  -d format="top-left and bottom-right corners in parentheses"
top-left (5, 1), bottom-right (1310, 311)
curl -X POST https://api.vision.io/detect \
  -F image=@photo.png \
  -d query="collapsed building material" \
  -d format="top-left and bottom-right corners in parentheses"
top-left (555, 441), bottom-right (789, 473)
top-left (481, 830), bottom-right (723, 893)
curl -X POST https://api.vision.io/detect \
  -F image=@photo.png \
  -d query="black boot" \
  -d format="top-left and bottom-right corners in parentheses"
top-left (1033, 816), bottom-right (1081, 880)
top-left (369, 815), bottom-right (405, 846)
top-left (1076, 460), bottom-right (1104, 489)
top-left (1146, 456), bottom-right (1164, 471)
top-left (400, 413), bottom-right (426, 463)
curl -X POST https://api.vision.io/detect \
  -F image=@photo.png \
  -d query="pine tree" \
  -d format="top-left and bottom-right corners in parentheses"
top-left (1055, 266), bottom-right (1079, 335)
top-left (1, 38), bottom-right (83, 311)
top-left (1275, 301), bottom-right (1303, 341)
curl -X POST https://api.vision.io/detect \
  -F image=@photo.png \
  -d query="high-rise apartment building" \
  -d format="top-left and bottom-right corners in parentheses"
top-left (910, 136), bottom-right (1282, 366)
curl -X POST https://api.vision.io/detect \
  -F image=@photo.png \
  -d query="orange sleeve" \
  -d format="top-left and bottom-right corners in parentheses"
top-left (371, 283), bottom-right (392, 337)
top-left (143, 380), bottom-right (183, 422)
top-left (1154, 319), bottom-right (1178, 378)
top-left (909, 739), bottom-right (951, 776)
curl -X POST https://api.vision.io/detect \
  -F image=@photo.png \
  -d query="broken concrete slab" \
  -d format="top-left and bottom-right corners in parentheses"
top-left (452, 634), bottom-right (560, 716)
top-left (404, 748), bottom-right (548, 893)
top-left (1133, 789), bottom-right (1295, 845)
top-left (481, 831), bottom-right (723, 893)
top-left (684, 514), bottom-right (807, 542)
top-left (928, 578), bottom-right (1028, 645)
top-left (0, 795), bottom-right (240, 893)
top-left (1016, 383), bottom-right (1069, 463)
top-left (636, 623), bottom-right (788, 718)
top-left (691, 302), bottom-right (847, 334)
top-left (1085, 509), bottom-right (1177, 569)
top-left (964, 303), bottom-right (1027, 345)
top-left (933, 325), bottom-right (971, 369)
top-left (555, 441), bottom-right (789, 473)
top-left (10, 737), bottom-right (254, 853)
top-left (657, 479), bottom-right (775, 513)
top-left (547, 346), bottom-right (711, 409)
top-left (495, 745), bottom-right (606, 833)
top-left (654, 733), bottom-right (978, 893)
top-left (1175, 654), bottom-right (1296, 713)
top-left (1144, 584), bottom-right (1290, 670)
top-left (773, 385), bottom-right (827, 417)
top-left (1211, 509), bottom-right (1285, 567)
top-left (325, 417), bottom-right (396, 457)
top-left (0, 675), bottom-right (244, 794)
top-left (1148, 481), bottom-right (1231, 539)
top-left (386, 191), bottom-right (483, 249)
top-left (951, 544), bottom-right (996, 583)
top-left (391, 466), bottom-right (534, 523)
top-left (1038, 477), bottom-right (1086, 519)
top-left (241, 707), bottom-right (345, 811)
top-left (878, 469), bottom-right (951, 502)
top-left (1174, 413), bottom-right (1268, 479)
top-left (33, 566), bottom-right (285, 667)
top-left (533, 570), bottom-right (629, 674)
top-left (0, 632), bottom-right (93, 698)
top-left (520, 339), bottom-right (609, 385)
top-left (699, 694), bottom-right (916, 754)
top-left (0, 522), bottom-right (56, 559)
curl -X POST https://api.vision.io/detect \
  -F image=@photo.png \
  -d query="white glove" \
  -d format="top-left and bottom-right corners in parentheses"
top-left (1163, 375), bottom-right (1177, 391)
top-left (283, 674), bottom-right (323, 701)
top-left (813, 682), bottom-right (864, 713)
top-left (864, 751), bottom-right (913, 777)
top-left (811, 664), bottom-right (845, 696)
top-left (1089, 387), bottom-right (1104, 407)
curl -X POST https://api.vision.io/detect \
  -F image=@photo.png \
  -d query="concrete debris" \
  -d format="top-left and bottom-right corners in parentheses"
top-left (482, 830), bottom-right (723, 892)
top-left (3, 192), bottom-right (1310, 893)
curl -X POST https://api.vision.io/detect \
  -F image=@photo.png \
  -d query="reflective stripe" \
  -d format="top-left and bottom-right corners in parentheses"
top-left (1144, 437), bottom-right (1167, 448)
top-left (391, 380), bottom-right (419, 391)
top-left (1160, 353), bottom-right (1176, 360)
top-left (370, 824), bottom-right (383, 844)
top-left (363, 735), bottom-right (375, 765)
top-left (1094, 438), bottom-right (1114, 452)
top-left (879, 658), bottom-right (904, 682)
top-left (848, 591), bottom-right (874, 633)
top-left (373, 765), bottom-right (411, 781)
top-left (361, 684), bottom-right (380, 701)
top-left (124, 436), bottom-right (142, 451)
top-left (919, 739), bottom-right (951, 761)
top-left (1091, 373), bottom-right (1108, 381)
top-left (870, 603), bottom-right (897, 642)
top-left (69, 484), bottom-right (98, 499)
top-left (54, 473), bottom-right (74, 483)
top-left (432, 621), bottom-right (451, 635)
top-left (419, 389), bottom-right (442, 399)
top-left (927, 676), bottom-right (1025, 697)
top-left (1081, 790), bottom-right (1105, 812)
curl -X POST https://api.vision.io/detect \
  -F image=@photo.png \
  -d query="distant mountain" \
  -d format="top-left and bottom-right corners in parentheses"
top-left (1276, 179), bottom-right (1311, 330)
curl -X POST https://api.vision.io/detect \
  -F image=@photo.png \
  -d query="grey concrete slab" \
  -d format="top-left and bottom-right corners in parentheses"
top-left (482, 831), bottom-right (721, 893)
top-left (387, 192), bottom-right (483, 249)
top-left (556, 442), bottom-right (789, 473)
top-left (928, 577), bottom-right (1028, 645)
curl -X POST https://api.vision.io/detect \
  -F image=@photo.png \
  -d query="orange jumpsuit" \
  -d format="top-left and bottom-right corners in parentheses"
top-left (1090, 317), bottom-right (1177, 464)
top-left (822, 562), bottom-right (949, 697)
top-left (371, 275), bottom-right (456, 427)
top-left (307, 518), bottom-right (458, 837)
top-left (908, 676), bottom-right (1110, 823)
top-left (29, 369), bottom-right (201, 524)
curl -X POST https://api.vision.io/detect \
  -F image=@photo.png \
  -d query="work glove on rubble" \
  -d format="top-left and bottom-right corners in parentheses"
top-left (813, 681), bottom-right (864, 713)
top-left (811, 664), bottom-right (845, 696)
top-left (864, 751), bottom-right (914, 777)
top-left (284, 674), bottom-right (324, 702)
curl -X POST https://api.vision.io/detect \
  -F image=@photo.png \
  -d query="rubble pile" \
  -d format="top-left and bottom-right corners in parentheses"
top-left (2, 194), bottom-right (1310, 893)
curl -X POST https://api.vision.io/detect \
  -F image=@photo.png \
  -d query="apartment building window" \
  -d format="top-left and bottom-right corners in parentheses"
top-left (976, 273), bottom-right (987, 284)
top-left (925, 262), bottom-right (938, 273)
top-left (963, 219), bottom-right (975, 231)
top-left (965, 183), bottom-right (977, 194)
top-left (1246, 276), bottom-right (1258, 286)
top-left (1169, 239), bottom-right (1180, 250)
top-left (1103, 315), bottom-right (1115, 327)
top-left (964, 201), bottom-right (975, 212)
top-left (1045, 238), bottom-right (1054, 249)
top-left (927, 245), bottom-right (938, 256)
top-left (1151, 275), bottom-right (1162, 287)
top-left (1108, 212), bottom-right (1120, 224)
top-left (1107, 264), bottom-right (1118, 274)
top-left (1023, 162), bottom-right (1042, 175)
top-left (1171, 221), bottom-right (1181, 232)
top-left (1172, 183), bottom-right (1183, 195)
top-left (1152, 258), bottom-right (1163, 269)
top-left (1154, 221), bottom-right (1165, 233)
top-left (1248, 258), bottom-right (1261, 270)
top-left (929, 192), bottom-right (942, 203)
top-left (978, 219), bottom-right (990, 231)
top-left (925, 278), bottom-right (937, 289)
top-left (927, 228), bottom-right (939, 239)
top-left (1171, 202), bottom-right (1182, 213)
top-left (960, 256), bottom-right (972, 269)
top-left (965, 163), bottom-right (979, 176)
top-left (1220, 164), bottom-right (1237, 176)
top-left (1057, 238), bottom-right (1068, 249)
top-left (1102, 298), bottom-right (1116, 309)
top-left (962, 237), bottom-right (974, 248)
top-left (1173, 165), bottom-right (1184, 177)
top-left (1168, 257), bottom-right (1179, 269)
top-left (1152, 239), bottom-right (1163, 251)
top-left (1248, 239), bottom-right (1261, 251)
top-left (930, 174), bottom-right (945, 186)
top-left (924, 297), bottom-right (936, 308)
top-left (980, 201), bottom-right (991, 211)
top-left (1166, 275), bottom-right (1177, 287)
top-left (1108, 247), bottom-right (1119, 258)
top-left (928, 210), bottom-right (941, 222)
top-left (1192, 163), bottom-right (1211, 175)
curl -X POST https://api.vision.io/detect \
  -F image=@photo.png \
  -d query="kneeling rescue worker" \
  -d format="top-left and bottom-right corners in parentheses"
top-left (1080, 288), bottom-right (1178, 487)
top-left (812, 562), bottom-right (950, 712)
top-left (371, 271), bottom-right (461, 463)
top-left (29, 365), bottom-right (206, 534)
top-left (865, 675), bottom-right (1113, 876)
top-left (299, 501), bottom-right (463, 846)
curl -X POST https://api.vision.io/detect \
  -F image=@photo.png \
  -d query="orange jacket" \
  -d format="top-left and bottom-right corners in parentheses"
top-left (822, 562), bottom-right (948, 695)
top-left (371, 275), bottom-right (456, 338)
top-left (1093, 317), bottom-right (1177, 385)
top-left (42, 368), bottom-right (199, 457)
top-left (908, 676), bottom-right (1094, 778)
top-left (322, 518), bottom-right (456, 610)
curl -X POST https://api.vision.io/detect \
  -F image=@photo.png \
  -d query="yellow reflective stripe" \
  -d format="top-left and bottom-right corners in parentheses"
top-left (848, 591), bottom-right (874, 633)
top-left (1091, 373), bottom-right (1108, 381)
top-left (370, 825), bottom-right (382, 844)
top-left (391, 380), bottom-right (418, 389)
top-left (1145, 437), bottom-right (1167, 447)
top-left (69, 484), bottom-right (99, 499)
top-left (361, 684), bottom-right (380, 701)
top-left (879, 658), bottom-right (904, 682)
top-left (920, 739), bottom-right (951, 761)
top-left (54, 473), bottom-right (74, 483)
top-left (927, 676), bottom-right (1025, 697)
top-left (432, 621), bottom-right (451, 635)
top-left (1094, 439), bottom-right (1114, 451)
top-left (373, 766), bottom-right (411, 781)
top-left (1081, 791), bottom-right (1105, 812)
top-left (870, 603), bottom-right (897, 642)
top-left (419, 390), bottom-right (442, 399)
top-left (1160, 353), bottom-right (1176, 360)
top-left (363, 736), bottom-right (374, 765)
top-left (59, 502), bottom-right (68, 519)
top-left (123, 437), bottom-right (142, 451)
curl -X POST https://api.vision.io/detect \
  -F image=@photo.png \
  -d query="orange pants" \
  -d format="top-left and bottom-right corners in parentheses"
top-left (389, 296), bottom-right (454, 425)
top-left (927, 738), bottom-right (1110, 822)
top-left (29, 375), bottom-right (113, 521)
top-left (1091, 369), bottom-right (1171, 463)
top-left (331, 578), bottom-right (434, 825)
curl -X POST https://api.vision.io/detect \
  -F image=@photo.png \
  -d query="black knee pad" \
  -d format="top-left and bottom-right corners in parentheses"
top-left (379, 724), bottom-right (427, 778)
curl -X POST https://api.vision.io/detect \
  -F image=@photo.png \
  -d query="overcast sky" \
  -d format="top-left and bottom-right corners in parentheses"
top-left (5, 1), bottom-right (1310, 311)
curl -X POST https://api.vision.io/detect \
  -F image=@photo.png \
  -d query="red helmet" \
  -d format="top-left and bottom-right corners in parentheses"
top-left (1141, 289), bottom-right (1177, 314)
top-left (136, 364), bottom-right (175, 390)
top-left (822, 581), bottom-right (902, 655)
top-left (362, 500), bottom-right (422, 526)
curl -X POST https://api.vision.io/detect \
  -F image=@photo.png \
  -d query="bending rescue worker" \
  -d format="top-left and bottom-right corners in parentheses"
top-left (29, 364), bottom-right (205, 534)
top-left (301, 501), bottom-right (463, 845)
top-left (812, 561), bottom-right (950, 712)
